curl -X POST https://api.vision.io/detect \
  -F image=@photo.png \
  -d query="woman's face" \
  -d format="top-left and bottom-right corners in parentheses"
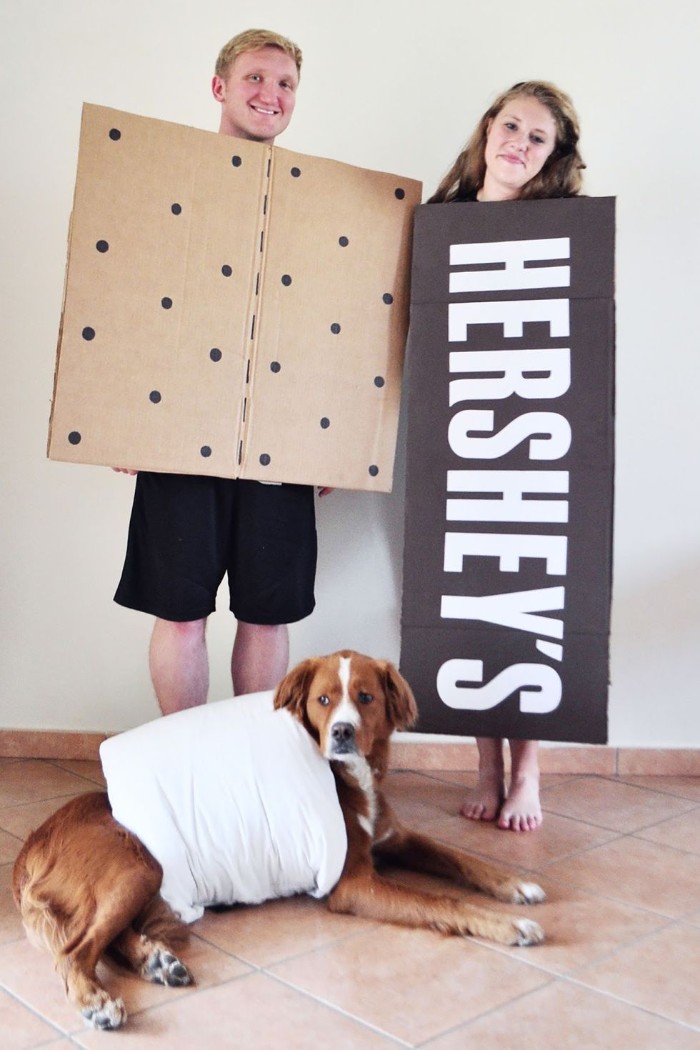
top-left (480, 96), bottom-right (557, 201)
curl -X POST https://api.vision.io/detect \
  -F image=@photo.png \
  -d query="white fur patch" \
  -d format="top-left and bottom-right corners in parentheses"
top-left (515, 881), bottom-right (546, 904)
top-left (343, 753), bottom-right (377, 838)
top-left (332, 656), bottom-right (361, 728)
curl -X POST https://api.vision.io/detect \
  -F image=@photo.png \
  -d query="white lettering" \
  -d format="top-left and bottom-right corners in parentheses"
top-left (440, 587), bottom-right (565, 639)
top-left (449, 348), bottom-right (571, 401)
top-left (446, 470), bottom-right (569, 523)
top-left (437, 659), bottom-right (562, 713)
top-left (443, 533), bottom-right (567, 575)
top-left (449, 299), bottom-right (569, 341)
top-left (448, 410), bottom-right (571, 461)
top-left (449, 238), bottom-right (570, 293)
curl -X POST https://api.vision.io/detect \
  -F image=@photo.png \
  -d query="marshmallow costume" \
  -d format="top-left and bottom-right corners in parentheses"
top-left (100, 691), bottom-right (347, 922)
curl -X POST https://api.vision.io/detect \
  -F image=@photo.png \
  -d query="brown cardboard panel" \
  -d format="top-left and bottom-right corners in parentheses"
top-left (49, 105), bottom-right (265, 476)
top-left (400, 197), bottom-right (615, 744)
top-left (48, 105), bottom-right (422, 490)
top-left (242, 150), bottom-right (417, 491)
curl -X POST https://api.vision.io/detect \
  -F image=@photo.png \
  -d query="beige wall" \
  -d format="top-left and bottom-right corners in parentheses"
top-left (1, 0), bottom-right (698, 746)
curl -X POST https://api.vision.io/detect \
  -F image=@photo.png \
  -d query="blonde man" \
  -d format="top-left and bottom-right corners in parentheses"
top-left (115, 30), bottom-right (328, 714)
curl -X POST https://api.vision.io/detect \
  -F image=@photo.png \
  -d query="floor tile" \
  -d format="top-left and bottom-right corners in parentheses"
top-left (0, 927), bottom-right (252, 1034)
top-left (269, 922), bottom-right (548, 1045)
top-left (50, 760), bottom-right (106, 786)
top-left (633, 807), bottom-right (700, 854)
top-left (0, 862), bottom-right (24, 945)
top-left (419, 808), bottom-right (618, 869)
top-left (0, 761), bottom-right (101, 807)
top-left (0, 985), bottom-right (64, 1049)
top-left (425, 979), bottom-right (700, 1049)
top-left (540, 775), bottom-right (696, 832)
top-left (384, 771), bottom-right (470, 825)
top-left (474, 880), bottom-right (670, 976)
top-left (618, 776), bottom-right (700, 801)
top-left (71, 971), bottom-right (403, 1048)
top-left (4, 757), bottom-right (700, 1050)
top-left (544, 836), bottom-right (700, 917)
top-left (0, 827), bottom-right (23, 865)
top-left (0, 794), bottom-right (95, 842)
top-left (194, 893), bottom-right (378, 968)
top-left (575, 923), bottom-right (700, 1028)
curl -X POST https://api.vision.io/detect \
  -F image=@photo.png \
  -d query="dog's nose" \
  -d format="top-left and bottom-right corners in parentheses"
top-left (331, 722), bottom-right (355, 745)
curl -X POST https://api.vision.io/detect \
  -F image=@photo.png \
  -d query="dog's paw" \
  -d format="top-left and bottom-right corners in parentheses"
top-left (511, 880), bottom-right (546, 905)
top-left (511, 918), bottom-right (545, 947)
top-left (82, 994), bottom-right (126, 1030)
top-left (144, 948), bottom-right (193, 987)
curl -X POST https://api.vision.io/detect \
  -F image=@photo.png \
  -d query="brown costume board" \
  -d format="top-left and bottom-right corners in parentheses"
top-left (400, 197), bottom-right (615, 743)
top-left (48, 105), bottom-right (422, 491)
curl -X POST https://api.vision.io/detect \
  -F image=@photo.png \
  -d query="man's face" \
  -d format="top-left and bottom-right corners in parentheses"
top-left (212, 46), bottom-right (299, 143)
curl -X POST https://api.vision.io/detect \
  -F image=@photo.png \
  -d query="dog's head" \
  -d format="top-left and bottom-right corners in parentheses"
top-left (273, 650), bottom-right (418, 776)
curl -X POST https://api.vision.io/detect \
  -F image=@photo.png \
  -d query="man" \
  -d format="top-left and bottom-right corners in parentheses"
top-left (114, 29), bottom-right (327, 714)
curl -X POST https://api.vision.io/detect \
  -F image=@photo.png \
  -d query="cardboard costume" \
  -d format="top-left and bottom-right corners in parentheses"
top-left (48, 106), bottom-right (422, 492)
top-left (400, 197), bottom-right (615, 744)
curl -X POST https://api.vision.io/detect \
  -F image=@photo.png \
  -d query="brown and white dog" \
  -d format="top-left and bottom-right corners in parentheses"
top-left (13, 651), bottom-right (545, 1030)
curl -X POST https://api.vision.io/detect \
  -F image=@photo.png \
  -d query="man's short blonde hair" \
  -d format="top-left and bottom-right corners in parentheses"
top-left (215, 29), bottom-right (302, 80)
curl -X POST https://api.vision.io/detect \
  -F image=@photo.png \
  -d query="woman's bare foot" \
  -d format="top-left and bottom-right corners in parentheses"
top-left (498, 773), bottom-right (542, 832)
top-left (460, 769), bottom-right (505, 822)
top-left (460, 738), bottom-right (505, 822)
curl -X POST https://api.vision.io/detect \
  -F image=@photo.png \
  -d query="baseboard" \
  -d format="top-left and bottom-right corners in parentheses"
top-left (0, 730), bottom-right (108, 761)
top-left (1, 729), bottom-right (698, 776)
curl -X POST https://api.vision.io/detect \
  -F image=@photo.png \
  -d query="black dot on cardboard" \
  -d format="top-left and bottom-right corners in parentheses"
top-left (339, 236), bottom-right (349, 247)
top-left (68, 431), bottom-right (81, 445)
top-left (109, 128), bottom-right (121, 141)
top-left (82, 327), bottom-right (95, 341)
top-left (161, 297), bottom-right (173, 309)
top-left (171, 203), bottom-right (182, 215)
top-left (149, 390), bottom-right (161, 404)
top-left (200, 446), bottom-right (212, 458)
top-left (369, 465), bottom-right (379, 476)
top-left (222, 265), bottom-right (233, 277)
top-left (270, 361), bottom-right (281, 373)
top-left (281, 274), bottom-right (292, 286)
top-left (260, 453), bottom-right (271, 466)
top-left (96, 240), bottom-right (109, 253)
top-left (383, 293), bottom-right (394, 305)
top-left (291, 167), bottom-right (301, 177)
top-left (320, 417), bottom-right (330, 429)
top-left (231, 155), bottom-right (242, 167)
top-left (330, 323), bottom-right (341, 334)
top-left (394, 188), bottom-right (405, 199)
top-left (210, 348), bottom-right (222, 362)
top-left (374, 376), bottom-right (385, 388)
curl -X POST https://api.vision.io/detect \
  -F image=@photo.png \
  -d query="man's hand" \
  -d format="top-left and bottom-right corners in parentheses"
top-left (318, 487), bottom-right (334, 497)
top-left (112, 468), bottom-right (138, 475)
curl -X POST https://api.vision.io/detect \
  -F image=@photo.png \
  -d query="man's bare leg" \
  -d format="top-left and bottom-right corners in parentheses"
top-left (499, 739), bottom-right (542, 832)
top-left (460, 737), bottom-right (506, 822)
top-left (149, 617), bottom-right (209, 715)
top-left (231, 621), bottom-right (289, 695)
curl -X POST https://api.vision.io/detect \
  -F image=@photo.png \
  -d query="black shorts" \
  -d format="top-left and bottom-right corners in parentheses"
top-left (114, 474), bottom-right (317, 624)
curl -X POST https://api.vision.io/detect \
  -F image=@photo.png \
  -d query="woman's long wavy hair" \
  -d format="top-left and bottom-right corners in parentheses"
top-left (428, 81), bottom-right (585, 203)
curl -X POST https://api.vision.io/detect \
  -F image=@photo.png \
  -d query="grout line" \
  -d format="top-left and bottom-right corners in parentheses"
top-left (264, 969), bottom-right (413, 1047)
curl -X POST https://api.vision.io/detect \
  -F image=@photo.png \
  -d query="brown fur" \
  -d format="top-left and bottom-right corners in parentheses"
top-left (13, 650), bottom-right (544, 1031)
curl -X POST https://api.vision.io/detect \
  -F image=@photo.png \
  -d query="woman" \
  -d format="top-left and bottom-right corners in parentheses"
top-left (428, 82), bottom-right (586, 831)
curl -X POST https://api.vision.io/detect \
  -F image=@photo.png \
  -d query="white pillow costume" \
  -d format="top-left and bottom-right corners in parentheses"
top-left (100, 691), bottom-right (347, 922)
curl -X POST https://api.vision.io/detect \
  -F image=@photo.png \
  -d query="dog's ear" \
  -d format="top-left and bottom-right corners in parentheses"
top-left (380, 661), bottom-right (418, 731)
top-left (273, 659), bottom-right (319, 721)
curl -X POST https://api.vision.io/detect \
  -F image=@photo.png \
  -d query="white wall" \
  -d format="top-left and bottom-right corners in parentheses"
top-left (1, 0), bottom-right (698, 745)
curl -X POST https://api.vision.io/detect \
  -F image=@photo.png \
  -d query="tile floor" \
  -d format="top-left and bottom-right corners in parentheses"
top-left (1, 757), bottom-right (699, 1048)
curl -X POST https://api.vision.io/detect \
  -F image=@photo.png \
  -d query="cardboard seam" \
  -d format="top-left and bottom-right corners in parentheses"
top-left (237, 146), bottom-right (273, 473)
